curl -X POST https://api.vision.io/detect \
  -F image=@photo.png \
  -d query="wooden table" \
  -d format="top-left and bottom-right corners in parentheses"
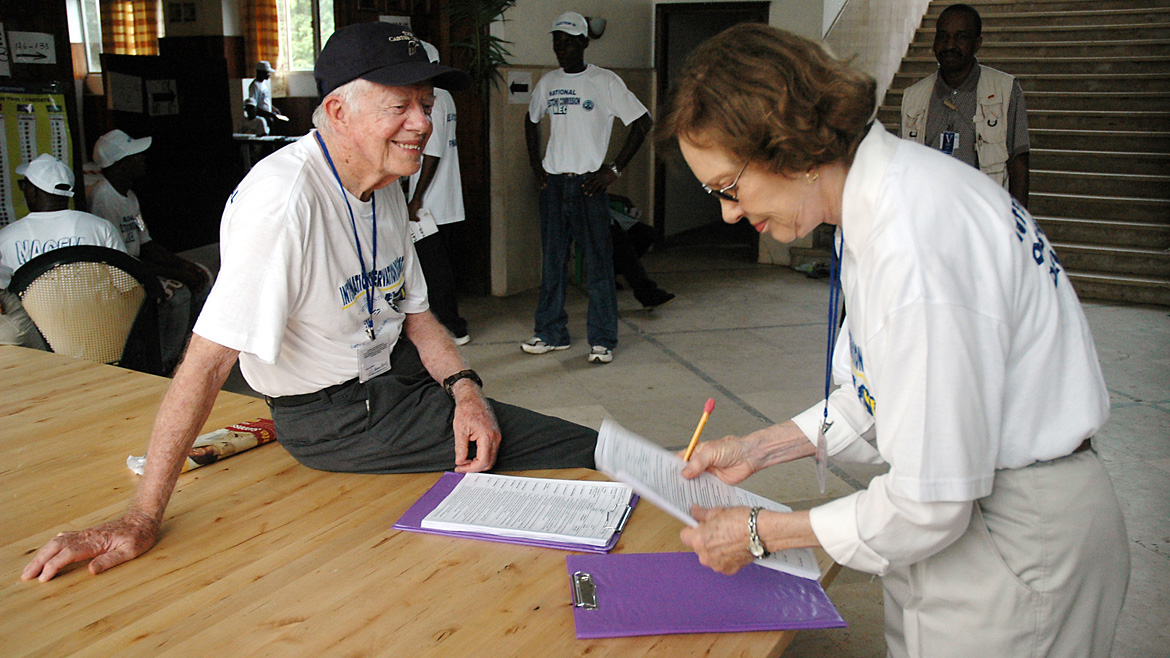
top-left (0, 347), bottom-right (839, 657)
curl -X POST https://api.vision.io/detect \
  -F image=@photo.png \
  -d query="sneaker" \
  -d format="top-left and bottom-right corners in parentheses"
top-left (521, 337), bottom-right (570, 354)
top-left (638, 289), bottom-right (676, 310)
top-left (452, 334), bottom-right (471, 346)
top-left (587, 346), bottom-right (613, 364)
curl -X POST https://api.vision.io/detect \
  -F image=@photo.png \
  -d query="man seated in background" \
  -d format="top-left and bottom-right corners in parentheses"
top-left (0, 154), bottom-right (125, 352)
top-left (608, 194), bottom-right (674, 310)
top-left (1, 153), bottom-right (127, 287)
top-left (239, 98), bottom-right (270, 136)
top-left (89, 129), bottom-right (212, 372)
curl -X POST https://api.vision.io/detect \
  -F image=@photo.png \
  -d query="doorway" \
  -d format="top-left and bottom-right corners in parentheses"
top-left (654, 2), bottom-right (769, 253)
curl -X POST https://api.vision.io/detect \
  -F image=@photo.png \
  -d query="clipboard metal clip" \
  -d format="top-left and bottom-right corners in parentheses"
top-left (571, 571), bottom-right (598, 610)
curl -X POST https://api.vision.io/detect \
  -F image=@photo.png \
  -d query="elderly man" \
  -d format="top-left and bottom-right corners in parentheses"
top-left (23, 22), bottom-right (597, 583)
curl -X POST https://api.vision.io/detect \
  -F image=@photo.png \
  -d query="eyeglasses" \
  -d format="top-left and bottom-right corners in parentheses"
top-left (701, 161), bottom-right (749, 202)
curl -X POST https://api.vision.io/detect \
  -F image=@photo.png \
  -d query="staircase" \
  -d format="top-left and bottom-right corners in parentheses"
top-left (877, 0), bottom-right (1170, 306)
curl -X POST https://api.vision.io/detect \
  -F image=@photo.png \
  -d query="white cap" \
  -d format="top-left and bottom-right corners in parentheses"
top-left (420, 40), bottom-right (440, 65)
top-left (94, 129), bottom-right (152, 169)
top-left (15, 153), bottom-right (75, 197)
top-left (550, 11), bottom-right (588, 37)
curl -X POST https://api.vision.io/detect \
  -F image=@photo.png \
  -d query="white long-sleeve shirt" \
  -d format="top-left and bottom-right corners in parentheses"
top-left (794, 124), bottom-right (1107, 575)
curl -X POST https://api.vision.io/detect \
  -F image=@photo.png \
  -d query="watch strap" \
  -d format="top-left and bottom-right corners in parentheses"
top-left (442, 369), bottom-right (483, 399)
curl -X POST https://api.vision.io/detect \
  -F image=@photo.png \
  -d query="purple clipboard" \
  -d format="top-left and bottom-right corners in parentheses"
top-left (392, 472), bottom-right (638, 553)
top-left (567, 552), bottom-right (846, 638)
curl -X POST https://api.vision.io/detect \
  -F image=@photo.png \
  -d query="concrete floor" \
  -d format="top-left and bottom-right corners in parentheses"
top-left (209, 240), bottom-right (1169, 657)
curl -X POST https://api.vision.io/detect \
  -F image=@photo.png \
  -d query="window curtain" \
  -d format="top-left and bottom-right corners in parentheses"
top-left (244, 0), bottom-right (281, 73)
top-left (100, 0), bottom-right (159, 56)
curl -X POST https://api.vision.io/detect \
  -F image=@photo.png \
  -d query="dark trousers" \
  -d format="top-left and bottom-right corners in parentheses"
top-left (533, 174), bottom-right (618, 349)
top-left (270, 338), bottom-right (597, 474)
top-left (413, 223), bottom-right (468, 338)
top-left (611, 222), bottom-right (661, 304)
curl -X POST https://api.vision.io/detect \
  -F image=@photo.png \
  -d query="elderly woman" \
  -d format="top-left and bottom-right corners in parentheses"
top-left (661, 24), bottom-right (1128, 658)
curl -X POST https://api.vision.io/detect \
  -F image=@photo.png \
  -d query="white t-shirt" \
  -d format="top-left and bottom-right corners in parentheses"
top-left (794, 123), bottom-right (1108, 574)
top-left (248, 78), bottom-right (273, 114)
top-left (528, 64), bottom-right (649, 175)
top-left (0, 209), bottom-right (128, 288)
top-left (193, 132), bottom-right (430, 397)
top-left (407, 88), bottom-right (464, 225)
top-left (88, 177), bottom-right (151, 258)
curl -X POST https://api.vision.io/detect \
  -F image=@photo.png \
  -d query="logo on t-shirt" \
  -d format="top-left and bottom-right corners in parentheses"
top-left (850, 339), bottom-right (876, 415)
top-left (547, 88), bottom-right (580, 115)
top-left (338, 255), bottom-right (407, 311)
top-left (583, 100), bottom-right (595, 112)
top-left (12, 237), bottom-right (89, 266)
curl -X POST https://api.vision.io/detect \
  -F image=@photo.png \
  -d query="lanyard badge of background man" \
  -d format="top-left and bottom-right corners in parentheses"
top-left (315, 132), bottom-right (393, 382)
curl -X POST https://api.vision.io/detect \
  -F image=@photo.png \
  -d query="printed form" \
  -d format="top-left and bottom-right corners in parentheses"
top-left (595, 419), bottom-right (821, 580)
top-left (421, 473), bottom-right (633, 547)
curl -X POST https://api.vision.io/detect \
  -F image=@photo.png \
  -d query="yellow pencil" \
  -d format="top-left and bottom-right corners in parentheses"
top-left (683, 398), bottom-right (716, 461)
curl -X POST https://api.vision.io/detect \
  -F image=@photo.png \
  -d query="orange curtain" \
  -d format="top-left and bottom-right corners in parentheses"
top-left (244, 0), bottom-right (281, 72)
top-left (100, 0), bottom-right (159, 56)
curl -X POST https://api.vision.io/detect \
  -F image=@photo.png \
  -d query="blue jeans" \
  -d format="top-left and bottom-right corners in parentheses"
top-left (533, 174), bottom-right (618, 349)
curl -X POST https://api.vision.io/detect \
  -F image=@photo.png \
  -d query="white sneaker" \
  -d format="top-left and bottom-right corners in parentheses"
top-left (521, 337), bottom-right (570, 354)
top-left (587, 346), bottom-right (613, 364)
top-left (453, 334), bottom-right (471, 346)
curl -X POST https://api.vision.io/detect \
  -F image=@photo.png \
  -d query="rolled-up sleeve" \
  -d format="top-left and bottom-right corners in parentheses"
top-left (810, 477), bottom-right (973, 575)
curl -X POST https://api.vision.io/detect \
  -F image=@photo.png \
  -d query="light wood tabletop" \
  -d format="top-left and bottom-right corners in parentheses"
top-left (1, 346), bottom-right (839, 657)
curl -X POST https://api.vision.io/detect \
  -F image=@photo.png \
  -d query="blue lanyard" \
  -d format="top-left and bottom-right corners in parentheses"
top-left (822, 231), bottom-right (843, 429)
top-left (315, 131), bottom-right (377, 340)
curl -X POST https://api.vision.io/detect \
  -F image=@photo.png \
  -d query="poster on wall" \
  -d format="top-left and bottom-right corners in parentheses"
top-left (0, 90), bottom-right (72, 227)
top-left (0, 24), bottom-right (12, 77)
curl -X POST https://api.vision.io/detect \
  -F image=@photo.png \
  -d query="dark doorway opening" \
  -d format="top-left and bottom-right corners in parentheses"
top-left (654, 2), bottom-right (769, 257)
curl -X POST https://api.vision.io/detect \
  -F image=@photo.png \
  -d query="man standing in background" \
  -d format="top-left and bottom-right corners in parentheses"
top-left (406, 40), bottom-right (471, 346)
top-left (523, 11), bottom-right (652, 364)
top-left (901, 3), bottom-right (1030, 207)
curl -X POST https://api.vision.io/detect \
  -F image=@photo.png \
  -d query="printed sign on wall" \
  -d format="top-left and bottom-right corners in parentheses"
top-left (0, 92), bottom-right (72, 227)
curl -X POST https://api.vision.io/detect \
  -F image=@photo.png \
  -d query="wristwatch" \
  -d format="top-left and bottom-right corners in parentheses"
top-left (748, 507), bottom-right (771, 559)
top-left (606, 163), bottom-right (622, 178)
top-left (442, 369), bottom-right (483, 399)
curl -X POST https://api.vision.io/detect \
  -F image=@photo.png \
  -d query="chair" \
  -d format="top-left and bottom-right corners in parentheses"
top-left (8, 245), bottom-right (166, 375)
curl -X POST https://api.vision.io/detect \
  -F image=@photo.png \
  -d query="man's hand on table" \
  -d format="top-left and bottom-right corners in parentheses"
top-left (451, 383), bottom-right (501, 473)
top-left (21, 509), bottom-right (159, 582)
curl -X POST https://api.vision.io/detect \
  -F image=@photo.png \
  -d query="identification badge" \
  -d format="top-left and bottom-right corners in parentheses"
top-left (939, 131), bottom-right (958, 156)
top-left (357, 333), bottom-right (392, 383)
top-left (815, 419), bottom-right (829, 495)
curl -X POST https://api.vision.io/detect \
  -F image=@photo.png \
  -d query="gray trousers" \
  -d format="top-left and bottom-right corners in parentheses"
top-left (270, 338), bottom-right (597, 474)
top-left (882, 449), bottom-right (1129, 658)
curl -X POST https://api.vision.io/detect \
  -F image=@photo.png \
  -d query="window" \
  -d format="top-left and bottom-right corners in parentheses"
top-left (276, 0), bottom-right (334, 71)
top-left (72, 0), bottom-right (164, 74)
top-left (78, 0), bottom-right (103, 72)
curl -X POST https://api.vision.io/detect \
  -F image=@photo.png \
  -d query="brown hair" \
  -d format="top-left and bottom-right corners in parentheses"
top-left (656, 24), bottom-right (877, 174)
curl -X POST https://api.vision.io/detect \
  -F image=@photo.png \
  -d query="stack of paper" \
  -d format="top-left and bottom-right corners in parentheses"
top-left (594, 419), bottom-right (821, 580)
top-left (393, 472), bottom-right (636, 553)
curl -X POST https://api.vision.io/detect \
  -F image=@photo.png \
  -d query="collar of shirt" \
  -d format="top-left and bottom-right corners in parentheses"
top-left (933, 60), bottom-right (981, 99)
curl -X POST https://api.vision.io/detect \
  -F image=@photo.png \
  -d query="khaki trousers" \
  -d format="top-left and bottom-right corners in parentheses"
top-left (883, 449), bottom-right (1129, 658)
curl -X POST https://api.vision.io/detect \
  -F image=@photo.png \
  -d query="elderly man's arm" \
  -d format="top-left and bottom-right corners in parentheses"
top-left (21, 335), bottom-right (239, 582)
top-left (403, 310), bottom-right (500, 472)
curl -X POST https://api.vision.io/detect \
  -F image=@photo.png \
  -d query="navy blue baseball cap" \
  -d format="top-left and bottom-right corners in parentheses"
top-left (314, 22), bottom-right (471, 99)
